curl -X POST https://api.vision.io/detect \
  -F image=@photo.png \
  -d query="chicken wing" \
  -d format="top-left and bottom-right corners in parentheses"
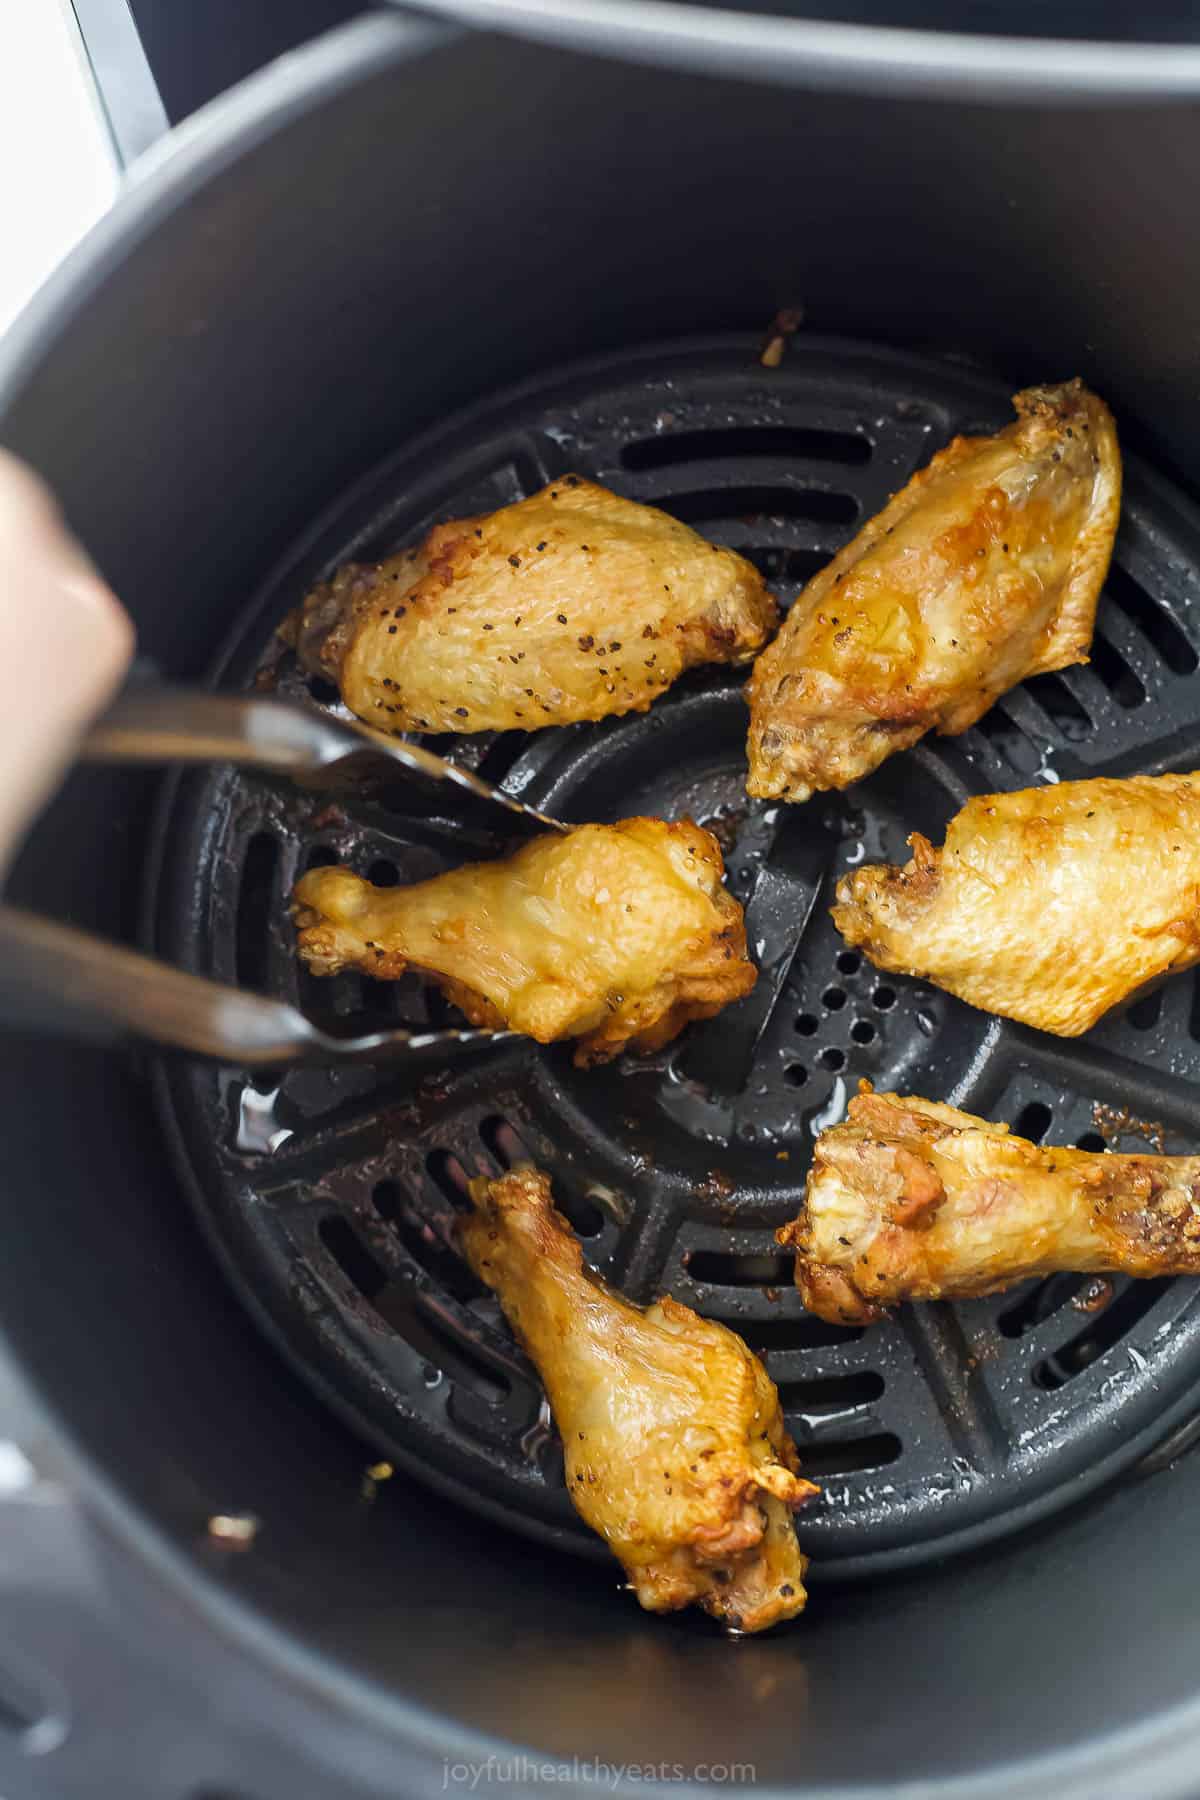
top-left (283, 477), bottom-right (778, 735)
top-left (780, 1085), bottom-right (1200, 1323)
top-left (291, 816), bottom-right (755, 1065)
top-left (833, 771), bottom-right (1200, 1037)
top-left (745, 380), bottom-right (1120, 802)
top-left (460, 1165), bottom-right (817, 1630)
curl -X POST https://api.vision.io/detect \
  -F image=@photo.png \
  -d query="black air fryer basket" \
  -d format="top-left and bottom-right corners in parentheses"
top-left (6, 11), bottom-right (1200, 1800)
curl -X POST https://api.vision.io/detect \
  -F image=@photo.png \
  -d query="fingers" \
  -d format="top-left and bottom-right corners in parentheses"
top-left (0, 449), bottom-right (135, 869)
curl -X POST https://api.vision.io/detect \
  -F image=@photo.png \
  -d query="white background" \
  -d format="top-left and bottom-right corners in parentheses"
top-left (0, 0), bottom-right (118, 337)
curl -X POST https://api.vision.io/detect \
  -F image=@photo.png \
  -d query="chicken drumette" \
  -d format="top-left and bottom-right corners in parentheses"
top-left (746, 380), bottom-right (1120, 802)
top-left (833, 771), bottom-right (1200, 1037)
top-left (283, 477), bottom-right (778, 736)
top-left (461, 1165), bottom-right (817, 1631)
top-left (780, 1086), bottom-right (1200, 1324)
top-left (291, 816), bottom-right (755, 1065)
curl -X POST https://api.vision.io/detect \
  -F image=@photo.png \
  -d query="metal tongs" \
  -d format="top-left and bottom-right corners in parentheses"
top-left (0, 686), bottom-right (566, 1069)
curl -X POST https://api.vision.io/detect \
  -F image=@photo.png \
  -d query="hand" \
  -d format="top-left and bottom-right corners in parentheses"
top-left (0, 451), bottom-right (134, 870)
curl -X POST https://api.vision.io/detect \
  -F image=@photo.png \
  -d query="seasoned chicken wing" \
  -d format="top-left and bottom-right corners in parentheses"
top-left (461, 1165), bottom-right (817, 1630)
top-left (291, 816), bottom-right (755, 1065)
top-left (284, 477), bottom-right (778, 735)
top-left (833, 771), bottom-right (1200, 1037)
top-left (780, 1085), bottom-right (1200, 1323)
top-left (745, 380), bottom-right (1120, 802)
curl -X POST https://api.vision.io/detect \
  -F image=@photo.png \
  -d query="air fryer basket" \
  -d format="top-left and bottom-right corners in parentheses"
top-left (153, 334), bottom-right (1200, 1578)
top-left (10, 17), bottom-right (1200, 1800)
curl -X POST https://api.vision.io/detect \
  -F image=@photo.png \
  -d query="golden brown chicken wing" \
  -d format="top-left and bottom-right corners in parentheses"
top-left (745, 380), bottom-right (1120, 802)
top-left (461, 1165), bottom-right (817, 1630)
top-left (284, 477), bottom-right (778, 735)
top-left (292, 816), bottom-right (755, 1065)
top-left (780, 1085), bottom-right (1200, 1323)
top-left (833, 771), bottom-right (1200, 1037)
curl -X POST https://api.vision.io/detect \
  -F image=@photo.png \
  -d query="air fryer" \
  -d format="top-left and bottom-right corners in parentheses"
top-left (4, 12), bottom-right (1200, 1799)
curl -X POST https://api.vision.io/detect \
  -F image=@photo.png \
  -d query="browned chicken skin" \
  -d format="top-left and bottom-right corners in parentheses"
top-left (781, 1086), bottom-right (1200, 1324)
top-left (460, 1165), bottom-right (817, 1631)
top-left (833, 771), bottom-right (1200, 1037)
top-left (284, 477), bottom-right (778, 735)
top-left (291, 816), bottom-right (755, 1065)
top-left (745, 381), bottom-right (1121, 802)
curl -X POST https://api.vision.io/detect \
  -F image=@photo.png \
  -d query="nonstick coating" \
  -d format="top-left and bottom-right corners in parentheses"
top-left (151, 334), bottom-right (1200, 1579)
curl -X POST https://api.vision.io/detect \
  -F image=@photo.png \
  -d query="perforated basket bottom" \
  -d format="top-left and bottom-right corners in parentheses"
top-left (150, 335), bottom-right (1200, 1578)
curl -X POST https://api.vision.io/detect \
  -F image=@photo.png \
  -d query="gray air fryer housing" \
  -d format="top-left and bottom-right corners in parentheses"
top-left (5, 11), bottom-right (1200, 1800)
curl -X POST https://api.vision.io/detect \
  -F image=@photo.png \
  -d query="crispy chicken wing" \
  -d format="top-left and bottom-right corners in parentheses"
top-left (833, 771), bottom-right (1200, 1037)
top-left (461, 1165), bottom-right (817, 1630)
top-left (291, 817), bottom-right (755, 1065)
top-left (283, 477), bottom-right (778, 735)
top-left (745, 380), bottom-right (1120, 802)
top-left (780, 1086), bottom-right (1200, 1323)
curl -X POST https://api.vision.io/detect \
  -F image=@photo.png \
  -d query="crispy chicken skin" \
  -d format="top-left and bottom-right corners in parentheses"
top-left (461, 1165), bottom-right (817, 1630)
top-left (291, 817), bottom-right (755, 1066)
top-left (780, 1086), bottom-right (1200, 1323)
top-left (283, 477), bottom-right (778, 735)
top-left (833, 771), bottom-right (1200, 1037)
top-left (745, 380), bottom-right (1120, 802)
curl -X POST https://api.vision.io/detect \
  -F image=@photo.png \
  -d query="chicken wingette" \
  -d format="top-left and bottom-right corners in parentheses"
top-left (291, 817), bottom-right (755, 1065)
top-left (284, 476), bottom-right (778, 735)
top-left (833, 771), bottom-right (1200, 1037)
top-left (745, 380), bottom-right (1120, 802)
top-left (461, 1165), bottom-right (817, 1631)
top-left (780, 1085), bottom-right (1200, 1323)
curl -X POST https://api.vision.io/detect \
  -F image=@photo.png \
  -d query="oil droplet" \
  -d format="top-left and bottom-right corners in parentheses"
top-left (1035, 747), bottom-right (1060, 784)
top-left (916, 1010), bottom-right (937, 1037)
top-left (658, 1058), bottom-right (735, 1143)
top-left (809, 1075), bottom-right (848, 1137)
top-left (236, 1084), bottom-right (294, 1154)
top-left (844, 840), bottom-right (866, 866)
top-left (1072, 1275), bottom-right (1114, 1313)
top-left (422, 1363), bottom-right (443, 1388)
top-left (520, 1396), bottom-right (555, 1465)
